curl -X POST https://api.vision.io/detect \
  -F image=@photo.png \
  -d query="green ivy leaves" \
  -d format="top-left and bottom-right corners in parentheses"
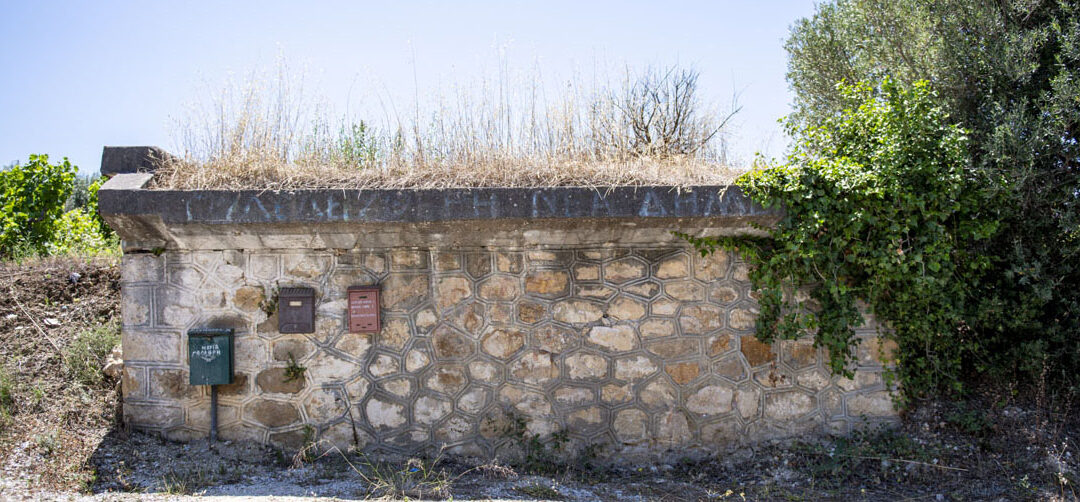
top-left (681, 79), bottom-right (996, 404)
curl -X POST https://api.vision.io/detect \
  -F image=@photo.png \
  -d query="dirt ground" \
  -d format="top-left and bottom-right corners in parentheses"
top-left (0, 258), bottom-right (1076, 501)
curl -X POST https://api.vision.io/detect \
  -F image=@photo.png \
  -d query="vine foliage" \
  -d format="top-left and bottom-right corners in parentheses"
top-left (680, 79), bottom-right (996, 402)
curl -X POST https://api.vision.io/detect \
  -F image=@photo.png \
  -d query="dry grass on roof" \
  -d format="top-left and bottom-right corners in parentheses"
top-left (151, 65), bottom-right (746, 190)
top-left (151, 156), bottom-right (743, 191)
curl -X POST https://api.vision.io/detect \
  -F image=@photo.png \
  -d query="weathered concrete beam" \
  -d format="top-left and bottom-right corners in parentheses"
top-left (98, 147), bottom-right (780, 250)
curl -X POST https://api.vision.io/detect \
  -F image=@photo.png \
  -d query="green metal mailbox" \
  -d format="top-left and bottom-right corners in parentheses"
top-left (188, 328), bottom-right (234, 386)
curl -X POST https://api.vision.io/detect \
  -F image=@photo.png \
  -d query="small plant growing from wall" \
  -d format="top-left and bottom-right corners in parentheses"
top-left (283, 353), bottom-right (305, 383)
top-left (260, 286), bottom-right (279, 316)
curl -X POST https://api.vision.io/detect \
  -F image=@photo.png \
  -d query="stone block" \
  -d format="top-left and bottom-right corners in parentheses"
top-left (740, 335), bottom-right (775, 367)
top-left (646, 338), bottom-right (698, 359)
top-left (495, 252), bottom-right (523, 273)
top-left (124, 403), bottom-right (183, 428)
top-left (604, 258), bottom-right (647, 283)
top-left (478, 275), bottom-right (520, 301)
top-left (517, 301), bottom-right (546, 324)
top-left (233, 286), bottom-right (265, 312)
top-left (415, 396), bottom-right (452, 425)
top-left (764, 391), bottom-right (816, 420)
top-left (613, 408), bottom-right (648, 444)
top-left (640, 319), bottom-right (676, 338)
top-left (615, 355), bottom-right (658, 381)
top-left (640, 380), bottom-right (677, 408)
top-left (434, 326), bottom-right (475, 359)
top-left (587, 325), bottom-right (638, 352)
top-left (566, 353), bottom-right (608, 380)
top-left (666, 361), bottom-right (702, 385)
top-left (425, 366), bottom-right (467, 395)
top-left (368, 354), bottom-right (400, 377)
top-left (679, 304), bottom-right (725, 335)
top-left (391, 250), bottom-right (428, 270)
top-left (434, 252), bottom-right (461, 271)
top-left (655, 256), bottom-right (689, 279)
top-left (122, 330), bottom-right (181, 363)
top-left (553, 387), bottom-right (593, 406)
top-left (381, 274), bottom-right (430, 311)
top-left (729, 308), bottom-right (758, 331)
top-left (665, 281), bottom-right (704, 302)
top-left (552, 299), bottom-right (604, 324)
top-left (708, 284), bottom-right (738, 304)
top-left (686, 385), bottom-right (734, 415)
top-left (847, 391), bottom-right (895, 416)
top-left (693, 251), bottom-right (730, 281)
top-left (435, 275), bottom-right (472, 311)
top-left (465, 253), bottom-right (492, 278)
top-left (606, 297), bottom-right (647, 321)
top-left (366, 398), bottom-right (406, 429)
top-left (524, 270), bottom-right (569, 297)
top-left (247, 399), bottom-right (301, 428)
top-left (122, 254), bottom-right (164, 283)
top-left (572, 264), bottom-right (600, 281)
top-left (381, 377), bottom-right (414, 398)
top-left (509, 350), bottom-right (558, 385)
top-left (149, 369), bottom-right (200, 400)
top-left (480, 327), bottom-right (525, 359)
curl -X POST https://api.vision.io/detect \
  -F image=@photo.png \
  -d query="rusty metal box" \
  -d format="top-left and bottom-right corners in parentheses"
top-left (278, 287), bottom-right (315, 333)
top-left (347, 286), bottom-right (380, 333)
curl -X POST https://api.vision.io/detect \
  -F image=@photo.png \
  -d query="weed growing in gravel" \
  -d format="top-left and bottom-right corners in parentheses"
top-left (34, 429), bottom-right (60, 456)
top-left (499, 412), bottom-right (572, 475)
top-left (160, 469), bottom-right (210, 496)
top-left (793, 428), bottom-right (955, 486)
top-left (354, 454), bottom-right (454, 499)
top-left (63, 321), bottom-right (119, 387)
top-left (516, 481), bottom-right (562, 499)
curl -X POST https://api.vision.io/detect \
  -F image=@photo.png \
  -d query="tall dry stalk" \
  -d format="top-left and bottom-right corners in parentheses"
top-left (157, 64), bottom-right (742, 190)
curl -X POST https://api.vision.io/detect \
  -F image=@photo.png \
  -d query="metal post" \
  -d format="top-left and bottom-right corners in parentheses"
top-left (210, 384), bottom-right (218, 443)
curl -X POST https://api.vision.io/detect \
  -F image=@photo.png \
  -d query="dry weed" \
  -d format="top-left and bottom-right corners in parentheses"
top-left (154, 64), bottom-right (743, 190)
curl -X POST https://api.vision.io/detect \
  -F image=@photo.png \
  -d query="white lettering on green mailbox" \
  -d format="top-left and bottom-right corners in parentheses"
top-left (188, 328), bottom-right (234, 386)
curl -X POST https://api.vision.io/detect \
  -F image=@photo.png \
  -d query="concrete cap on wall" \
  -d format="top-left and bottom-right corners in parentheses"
top-left (97, 146), bottom-right (781, 251)
top-left (100, 146), bottom-right (172, 177)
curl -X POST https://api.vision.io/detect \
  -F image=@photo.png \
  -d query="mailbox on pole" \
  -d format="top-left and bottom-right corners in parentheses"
top-left (188, 328), bottom-right (234, 442)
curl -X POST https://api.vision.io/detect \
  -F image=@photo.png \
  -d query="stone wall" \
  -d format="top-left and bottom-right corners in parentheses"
top-left (95, 158), bottom-right (898, 462)
top-left (119, 244), bottom-right (898, 460)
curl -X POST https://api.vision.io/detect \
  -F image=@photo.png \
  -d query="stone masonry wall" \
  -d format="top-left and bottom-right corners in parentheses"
top-left (120, 245), bottom-right (898, 461)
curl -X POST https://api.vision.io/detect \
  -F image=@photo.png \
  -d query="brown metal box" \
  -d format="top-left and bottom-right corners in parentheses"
top-left (278, 287), bottom-right (315, 333)
top-left (347, 286), bottom-right (380, 333)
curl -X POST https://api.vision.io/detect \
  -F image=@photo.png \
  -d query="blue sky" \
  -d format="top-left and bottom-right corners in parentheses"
top-left (0, 1), bottom-right (816, 174)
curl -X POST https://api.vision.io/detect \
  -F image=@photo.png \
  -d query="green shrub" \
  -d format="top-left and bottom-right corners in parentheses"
top-left (783, 0), bottom-right (1080, 396)
top-left (0, 155), bottom-right (76, 257)
top-left (681, 79), bottom-right (996, 402)
top-left (47, 208), bottom-right (117, 257)
top-left (64, 322), bottom-right (121, 387)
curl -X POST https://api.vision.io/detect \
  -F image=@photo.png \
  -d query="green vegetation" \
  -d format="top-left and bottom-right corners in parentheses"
top-left (516, 482), bottom-right (562, 499)
top-left (350, 454), bottom-right (453, 500)
top-left (1, 154), bottom-right (76, 256)
top-left (282, 352), bottom-right (306, 383)
top-left (681, 79), bottom-right (985, 401)
top-left (683, 0), bottom-right (1080, 401)
top-left (1, 155), bottom-right (117, 259)
top-left (0, 366), bottom-right (14, 425)
top-left (63, 321), bottom-right (121, 387)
